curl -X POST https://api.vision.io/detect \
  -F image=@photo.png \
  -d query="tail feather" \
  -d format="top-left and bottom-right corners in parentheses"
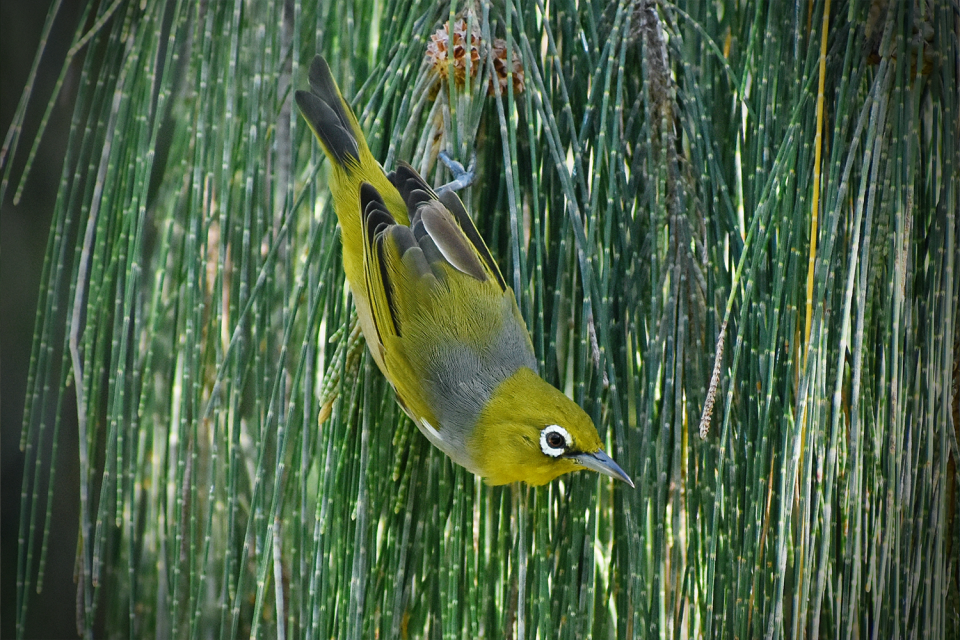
top-left (295, 56), bottom-right (360, 167)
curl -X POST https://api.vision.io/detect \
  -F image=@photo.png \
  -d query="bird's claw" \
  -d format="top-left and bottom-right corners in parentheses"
top-left (436, 150), bottom-right (477, 194)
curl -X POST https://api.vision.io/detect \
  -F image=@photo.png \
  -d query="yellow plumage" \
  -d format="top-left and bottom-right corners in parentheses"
top-left (296, 55), bottom-right (632, 487)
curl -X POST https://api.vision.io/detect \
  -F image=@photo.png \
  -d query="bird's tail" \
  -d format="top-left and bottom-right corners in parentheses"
top-left (295, 55), bottom-right (364, 170)
top-left (295, 55), bottom-right (407, 227)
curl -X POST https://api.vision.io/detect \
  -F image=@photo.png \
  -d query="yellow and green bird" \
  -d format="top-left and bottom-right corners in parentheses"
top-left (296, 55), bottom-right (632, 487)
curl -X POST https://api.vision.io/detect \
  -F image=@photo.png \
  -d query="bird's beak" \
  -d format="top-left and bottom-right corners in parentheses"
top-left (571, 450), bottom-right (635, 488)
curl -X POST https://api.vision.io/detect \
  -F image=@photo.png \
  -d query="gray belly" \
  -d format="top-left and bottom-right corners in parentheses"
top-left (419, 315), bottom-right (537, 462)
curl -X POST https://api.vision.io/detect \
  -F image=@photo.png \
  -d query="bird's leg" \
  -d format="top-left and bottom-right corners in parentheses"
top-left (435, 150), bottom-right (477, 194)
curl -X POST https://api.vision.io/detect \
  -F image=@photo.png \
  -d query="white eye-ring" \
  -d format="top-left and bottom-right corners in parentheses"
top-left (540, 424), bottom-right (571, 457)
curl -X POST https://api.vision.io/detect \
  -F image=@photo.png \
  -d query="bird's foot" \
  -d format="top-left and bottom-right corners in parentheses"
top-left (435, 150), bottom-right (477, 194)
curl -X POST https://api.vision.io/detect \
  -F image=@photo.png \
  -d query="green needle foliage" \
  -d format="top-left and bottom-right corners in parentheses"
top-left (6, 0), bottom-right (957, 638)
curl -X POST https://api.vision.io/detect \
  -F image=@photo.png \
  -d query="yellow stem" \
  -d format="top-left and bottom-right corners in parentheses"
top-left (805, 0), bottom-right (831, 362)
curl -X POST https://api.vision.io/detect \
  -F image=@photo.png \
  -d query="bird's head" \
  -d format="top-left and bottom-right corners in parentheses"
top-left (468, 367), bottom-right (634, 487)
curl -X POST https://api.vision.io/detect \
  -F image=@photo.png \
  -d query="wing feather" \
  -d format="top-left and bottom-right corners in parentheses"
top-left (418, 202), bottom-right (488, 282)
top-left (437, 190), bottom-right (506, 291)
top-left (388, 162), bottom-right (505, 288)
top-left (359, 183), bottom-right (400, 339)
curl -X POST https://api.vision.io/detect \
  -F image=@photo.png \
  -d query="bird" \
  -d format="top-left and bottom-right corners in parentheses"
top-left (295, 54), bottom-right (632, 487)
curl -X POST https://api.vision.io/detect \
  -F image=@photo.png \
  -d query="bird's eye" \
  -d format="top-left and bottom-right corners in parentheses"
top-left (540, 425), bottom-right (571, 458)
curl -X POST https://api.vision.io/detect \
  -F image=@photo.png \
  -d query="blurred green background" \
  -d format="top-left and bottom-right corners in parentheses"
top-left (3, 1), bottom-right (957, 638)
top-left (2, 1), bottom-right (81, 638)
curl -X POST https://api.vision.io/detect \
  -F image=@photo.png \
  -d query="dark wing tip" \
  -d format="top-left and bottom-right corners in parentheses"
top-left (360, 181), bottom-right (386, 207)
top-left (359, 182), bottom-right (401, 337)
top-left (389, 163), bottom-right (437, 214)
top-left (360, 183), bottom-right (395, 235)
top-left (386, 164), bottom-right (501, 286)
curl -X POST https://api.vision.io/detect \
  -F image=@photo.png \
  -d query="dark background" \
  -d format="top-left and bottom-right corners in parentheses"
top-left (2, 1), bottom-right (83, 637)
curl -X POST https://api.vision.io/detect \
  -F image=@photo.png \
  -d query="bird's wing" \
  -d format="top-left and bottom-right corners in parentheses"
top-left (358, 181), bottom-right (452, 346)
top-left (389, 163), bottom-right (507, 291)
top-left (359, 162), bottom-right (510, 344)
